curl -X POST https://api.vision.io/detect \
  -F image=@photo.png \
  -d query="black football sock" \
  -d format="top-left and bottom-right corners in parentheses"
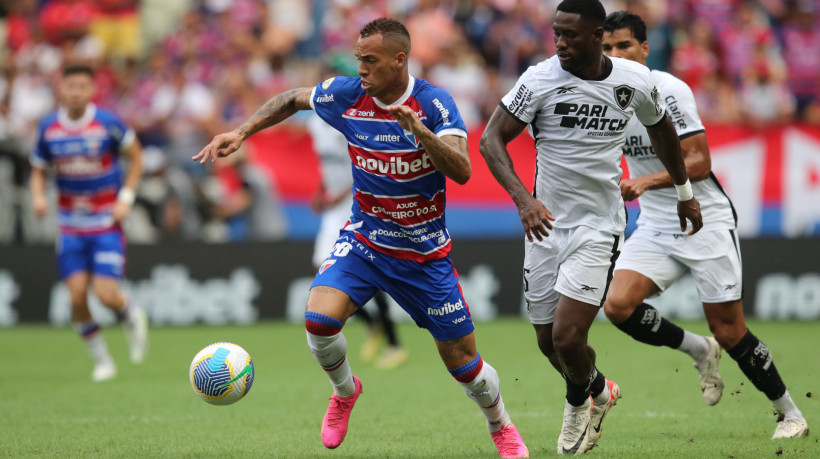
top-left (613, 303), bottom-right (684, 348)
top-left (565, 376), bottom-right (590, 407)
top-left (587, 367), bottom-right (606, 399)
top-left (727, 330), bottom-right (787, 401)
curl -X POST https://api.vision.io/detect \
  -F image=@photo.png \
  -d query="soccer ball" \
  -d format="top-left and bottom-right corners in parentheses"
top-left (189, 342), bottom-right (255, 405)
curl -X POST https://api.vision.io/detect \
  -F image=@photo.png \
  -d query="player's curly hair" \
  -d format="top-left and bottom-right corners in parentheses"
top-left (603, 11), bottom-right (648, 43)
top-left (359, 18), bottom-right (411, 54)
top-left (556, 0), bottom-right (606, 26)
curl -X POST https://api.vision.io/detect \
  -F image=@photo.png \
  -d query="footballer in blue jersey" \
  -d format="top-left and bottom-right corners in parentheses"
top-left (195, 18), bottom-right (529, 458)
top-left (30, 64), bottom-right (148, 382)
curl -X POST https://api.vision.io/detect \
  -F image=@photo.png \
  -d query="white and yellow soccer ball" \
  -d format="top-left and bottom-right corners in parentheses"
top-left (189, 342), bottom-right (254, 405)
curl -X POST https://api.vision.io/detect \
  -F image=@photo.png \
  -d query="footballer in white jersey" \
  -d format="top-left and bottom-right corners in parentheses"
top-left (481, 1), bottom-right (703, 454)
top-left (601, 10), bottom-right (808, 440)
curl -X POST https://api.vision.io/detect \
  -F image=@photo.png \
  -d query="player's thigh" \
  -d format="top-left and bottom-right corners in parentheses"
top-left (90, 231), bottom-right (126, 279)
top-left (309, 233), bottom-right (379, 322)
top-left (64, 271), bottom-right (91, 306)
top-left (553, 294), bottom-right (600, 346)
top-left (613, 227), bottom-right (686, 297)
top-left (604, 270), bottom-right (660, 318)
top-left (684, 230), bottom-right (743, 303)
top-left (56, 232), bottom-right (91, 280)
top-left (554, 226), bottom-right (622, 309)
top-left (523, 233), bottom-right (563, 325)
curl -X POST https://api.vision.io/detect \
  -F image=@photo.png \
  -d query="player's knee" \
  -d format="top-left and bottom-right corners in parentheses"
top-left (603, 291), bottom-right (638, 323)
top-left (93, 287), bottom-right (119, 307)
top-left (710, 321), bottom-right (745, 350)
top-left (551, 329), bottom-right (585, 356)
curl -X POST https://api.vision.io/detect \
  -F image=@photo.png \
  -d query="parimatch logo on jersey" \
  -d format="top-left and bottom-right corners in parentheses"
top-left (554, 102), bottom-right (628, 133)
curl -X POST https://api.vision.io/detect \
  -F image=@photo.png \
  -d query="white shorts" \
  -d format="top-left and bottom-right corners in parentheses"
top-left (311, 197), bottom-right (353, 268)
top-left (615, 226), bottom-right (743, 303)
top-left (523, 226), bottom-right (623, 325)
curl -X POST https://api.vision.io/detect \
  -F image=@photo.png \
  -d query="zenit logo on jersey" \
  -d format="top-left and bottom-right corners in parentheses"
top-left (30, 104), bottom-right (135, 234)
top-left (310, 76), bottom-right (467, 263)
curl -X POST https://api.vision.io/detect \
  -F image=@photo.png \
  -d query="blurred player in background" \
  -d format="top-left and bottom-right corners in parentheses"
top-left (307, 109), bottom-right (408, 369)
top-left (480, 0), bottom-right (703, 454)
top-left (195, 18), bottom-right (528, 458)
top-left (601, 10), bottom-right (809, 439)
top-left (29, 64), bottom-right (148, 382)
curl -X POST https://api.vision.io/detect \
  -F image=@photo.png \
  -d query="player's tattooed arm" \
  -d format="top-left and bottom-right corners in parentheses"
top-left (194, 87), bottom-right (313, 163)
top-left (480, 105), bottom-right (555, 242)
top-left (236, 87), bottom-right (314, 139)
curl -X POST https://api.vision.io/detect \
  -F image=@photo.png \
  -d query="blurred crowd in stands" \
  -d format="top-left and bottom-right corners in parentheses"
top-left (1, 0), bottom-right (819, 244)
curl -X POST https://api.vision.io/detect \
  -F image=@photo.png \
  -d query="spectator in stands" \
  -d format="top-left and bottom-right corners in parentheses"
top-left (778, 5), bottom-right (820, 120)
top-left (90, 0), bottom-right (141, 61)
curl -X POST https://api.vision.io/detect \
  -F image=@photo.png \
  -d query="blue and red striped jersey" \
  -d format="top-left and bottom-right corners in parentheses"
top-left (30, 104), bottom-right (136, 234)
top-left (310, 76), bottom-right (468, 263)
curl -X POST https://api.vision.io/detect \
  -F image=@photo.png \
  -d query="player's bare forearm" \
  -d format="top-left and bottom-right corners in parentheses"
top-left (646, 115), bottom-right (689, 185)
top-left (29, 167), bottom-right (47, 200)
top-left (634, 132), bottom-right (713, 194)
top-left (479, 107), bottom-right (531, 204)
top-left (121, 138), bottom-right (143, 192)
top-left (416, 130), bottom-right (471, 184)
top-left (236, 88), bottom-right (313, 139)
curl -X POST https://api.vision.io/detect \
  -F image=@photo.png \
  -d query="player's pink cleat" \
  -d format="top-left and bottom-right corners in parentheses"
top-left (321, 375), bottom-right (363, 449)
top-left (491, 422), bottom-right (529, 458)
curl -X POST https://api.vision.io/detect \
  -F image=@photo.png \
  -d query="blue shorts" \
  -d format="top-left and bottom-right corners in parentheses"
top-left (311, 231), bottom-right (475, 341)
top-left (56, 230), bottom-right (126, 280)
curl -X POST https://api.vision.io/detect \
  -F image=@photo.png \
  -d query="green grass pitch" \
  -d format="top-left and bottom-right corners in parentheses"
top-left (2, 319), bottom-right (817, 457)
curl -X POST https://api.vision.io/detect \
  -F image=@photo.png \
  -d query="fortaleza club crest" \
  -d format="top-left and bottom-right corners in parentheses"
top-left (613, 85), bottom-right (635, 110)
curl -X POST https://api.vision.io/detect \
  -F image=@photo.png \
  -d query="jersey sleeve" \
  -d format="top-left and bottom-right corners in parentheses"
top-left (499, 65), bottom-right (541, 124)
top-left (309, 76), bottom-right (361, 133)
top-left (660, 74), bottom-right (705, 139)
top-left (422, 88), bottom-right (466, 138)
top-left (29, 120), bottom-right (50, 169)
top-left (633, 72), bottom-right (666, 127)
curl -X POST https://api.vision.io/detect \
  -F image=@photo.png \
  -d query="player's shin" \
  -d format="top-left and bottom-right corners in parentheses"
top-left (451, 356), bottom-right (511, 432)
top-left (726, 330), bottom-right (789, 402)
top-left (306, 312), bottom-right (355, 396)
top-left (614, 303), bottom-right (694, 351)
top-left (74, 321), bottom-right (112, 364)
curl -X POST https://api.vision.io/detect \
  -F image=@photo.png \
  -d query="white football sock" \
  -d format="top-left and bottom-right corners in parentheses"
top-left (773, 390), bottom-right (803, 419)
top-left (75, 323), bottom-right (113, 364)
top-left (306, 330), bottom-right (355, 397)
top-left (460, 361), bottom-right (510, 433)
top-left (677, 330), bottom-right (710, 360)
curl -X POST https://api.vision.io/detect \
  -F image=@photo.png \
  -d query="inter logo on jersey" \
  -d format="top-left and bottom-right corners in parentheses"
top-left (614, 85), bottom-right (635, 110)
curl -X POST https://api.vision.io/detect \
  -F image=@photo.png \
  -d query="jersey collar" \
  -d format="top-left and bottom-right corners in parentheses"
top-left (373, 76), bottom-right (415, 109)
top-left (58, 103), bottom-right (97, 130)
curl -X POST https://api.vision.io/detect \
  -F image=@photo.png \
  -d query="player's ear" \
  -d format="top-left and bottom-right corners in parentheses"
top-left (641, 41), bottom-right (650, 61)
top-left (395, 51), bottom-right (407, 69)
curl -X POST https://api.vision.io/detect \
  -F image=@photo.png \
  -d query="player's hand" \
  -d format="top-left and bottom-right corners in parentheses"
top-left (517, 194), bottom-right (556, 242)
top-left (112, 201), bottom-right (131, 223)
top-left (620, 178), bottom-right (648, 201)
top-left (193, 130), bottom-right (244, 164)
top-left (33, 195), bottom-right (48, 218)
top-left (677, 197), bottom-right (703, 235)
top-left (385, 105), bottom-right (422, 133)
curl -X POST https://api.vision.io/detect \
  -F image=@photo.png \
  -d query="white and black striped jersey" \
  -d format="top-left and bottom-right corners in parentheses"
top-left (501, 55), bottom-right (664, 234)
top-left (622, 69), bottom-right (736, 233)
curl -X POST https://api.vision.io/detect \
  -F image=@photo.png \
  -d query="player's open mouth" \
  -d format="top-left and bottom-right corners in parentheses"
top-left (361, 81), bottom-right (372, 89)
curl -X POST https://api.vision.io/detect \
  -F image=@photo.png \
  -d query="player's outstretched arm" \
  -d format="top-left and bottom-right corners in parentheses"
top-left (193, 87), bottom-right (313, 164)
top-left (479, 106), bottom-right (555, 242)
top-left (384, 104), bottom-right (471, 184)
top-left (646, 115), bottom-right (703, 235)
